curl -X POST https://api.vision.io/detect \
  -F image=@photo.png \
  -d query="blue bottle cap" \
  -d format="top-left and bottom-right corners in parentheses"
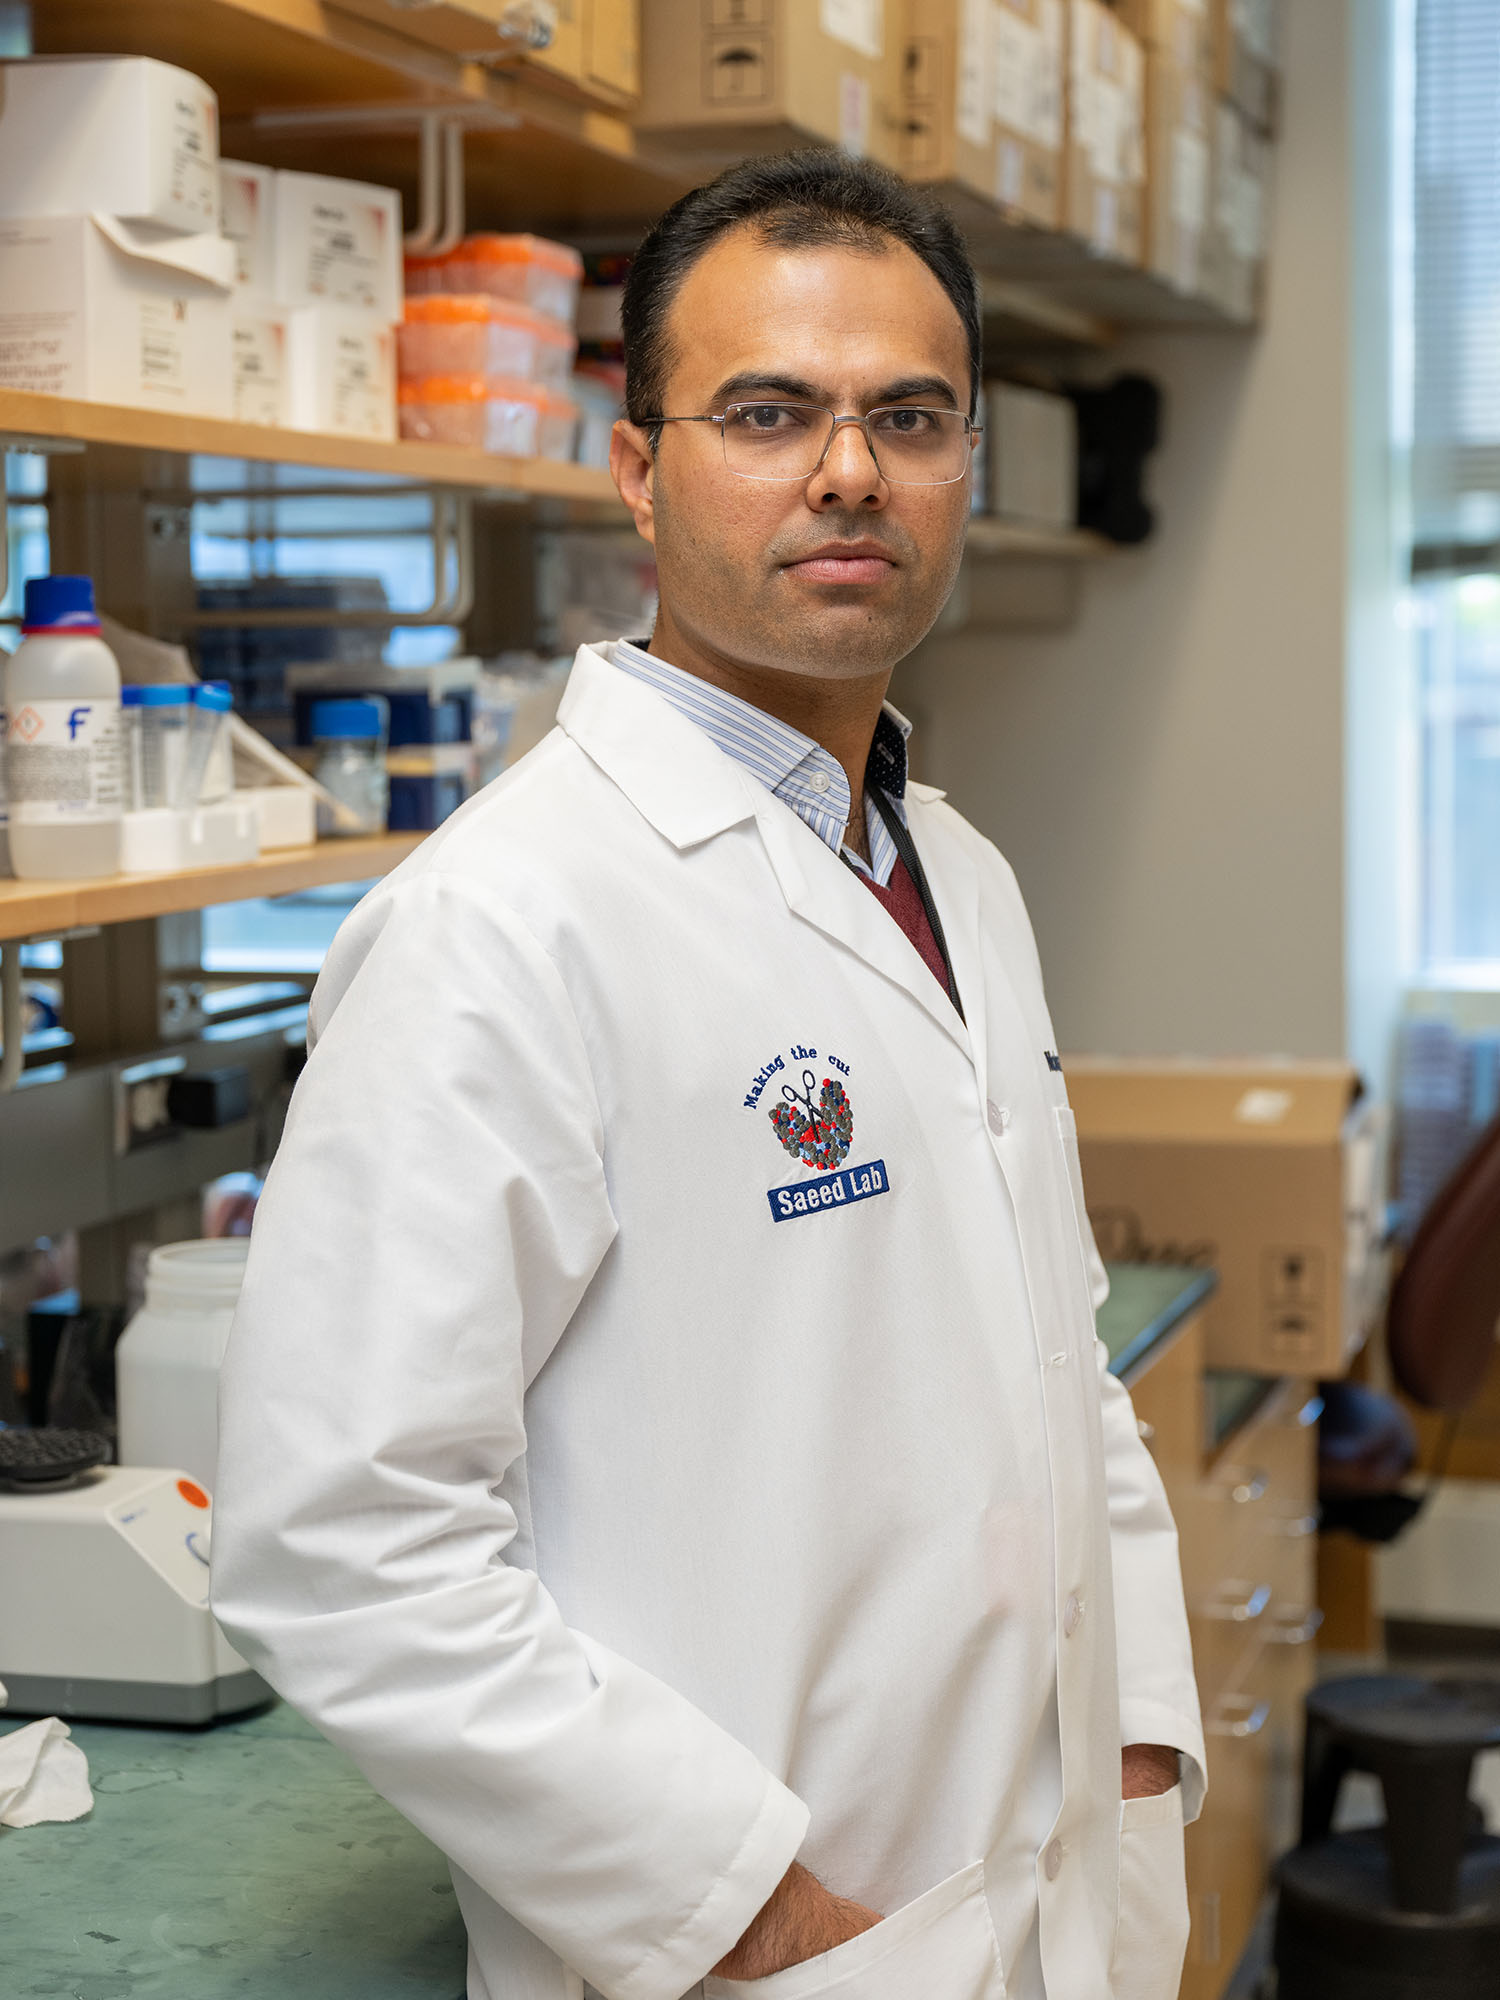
top-left (311, 698), bottom-right (385, 742)
top-left (192, 682), bottom-right (234, 712)
top-left (21, 574), bottom-right (100, 634)
top-left (121, 685), bottom-right (145, 707)
top-left (133, 684), bottom-right (191, 708)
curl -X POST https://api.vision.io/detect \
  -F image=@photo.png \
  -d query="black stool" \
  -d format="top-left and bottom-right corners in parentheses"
top-left (1274, 1675), bottom-right (1500, 1999)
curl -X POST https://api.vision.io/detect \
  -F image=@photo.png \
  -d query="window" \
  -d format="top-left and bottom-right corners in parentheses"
top-left (1413, 0), bottom-right (1500, 981)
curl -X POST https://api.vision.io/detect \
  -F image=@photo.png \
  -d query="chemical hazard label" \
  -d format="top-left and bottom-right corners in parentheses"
top-left (7, 696), bottom-right (123, 823)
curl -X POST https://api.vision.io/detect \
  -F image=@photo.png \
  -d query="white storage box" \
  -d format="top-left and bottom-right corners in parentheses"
top-left (0, 56), bottom-right (219, 235)
top-left (985, 382), bottom-right (1078, 530)
top-left (0, 214), bottom-right (233, 417)
top-left (230, 303), bottom-right (290, 426)
top-left (272, 170), bottom-right (402, 321)
top-left (220, 158), bottom-right (276, 292)
top-left (285, 306), bottom-right (395, 439)
top-left (118, 799), bottom-right (260, 874)
top-left (239, 783), bottom-right (316, 851)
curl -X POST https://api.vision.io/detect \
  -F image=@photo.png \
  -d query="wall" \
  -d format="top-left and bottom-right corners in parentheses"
top-left (896, 0), bottom-right (1407, 1077)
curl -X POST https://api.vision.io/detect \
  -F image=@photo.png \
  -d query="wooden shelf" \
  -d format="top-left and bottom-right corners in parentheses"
top-left (0, 833), bottom-right (424, 942)
top-left (0, 388), bottom-right (624, 503)
top-left (965, 520), bottom-right (1116, 560)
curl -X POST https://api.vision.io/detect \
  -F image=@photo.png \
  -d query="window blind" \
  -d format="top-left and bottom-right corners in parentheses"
top-left (1414, 0), bottom-right (1500, 561)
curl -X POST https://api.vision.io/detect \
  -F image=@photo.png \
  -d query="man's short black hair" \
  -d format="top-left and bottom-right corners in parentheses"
top-left (622, 148), bottom-right (982, 444)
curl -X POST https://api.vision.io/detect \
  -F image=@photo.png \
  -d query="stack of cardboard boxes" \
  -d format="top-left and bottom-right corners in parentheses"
top-left (220, 163), bottom-right (402, 439)
top-left (337, 0), bottom-right (640, 107)
top-left (1115, 0), bottom-right (1275, 310)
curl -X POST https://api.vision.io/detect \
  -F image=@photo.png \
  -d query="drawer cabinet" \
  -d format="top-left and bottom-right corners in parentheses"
top-left (1126, 1317), bottom-right (1318, 2000)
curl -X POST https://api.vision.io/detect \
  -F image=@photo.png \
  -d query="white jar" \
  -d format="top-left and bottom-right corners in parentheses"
top-left (116, 1238), bottom-right (250, 1494)
top-left (5, 574), bottom-right (123, 880)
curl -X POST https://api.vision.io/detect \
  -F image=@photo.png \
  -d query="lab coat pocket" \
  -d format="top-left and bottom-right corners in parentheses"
top-left (702, 1861), bottom-right (1005, 2000)
top-left (1109, 1784), bottom-right (1189, 2000)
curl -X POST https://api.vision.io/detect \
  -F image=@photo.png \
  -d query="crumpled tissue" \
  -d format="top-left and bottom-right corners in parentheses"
top-left (0, 1680), bottom-right (94, 1827)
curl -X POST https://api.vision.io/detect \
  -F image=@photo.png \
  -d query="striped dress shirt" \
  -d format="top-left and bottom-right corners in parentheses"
top-left (607, 637), bottom-right (911, 889)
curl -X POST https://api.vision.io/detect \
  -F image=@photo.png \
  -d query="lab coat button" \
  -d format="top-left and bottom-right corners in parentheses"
top-left (986, 1100), bottom-right (1010, 1136)
top-left (1044, 1839), bottom-right (1063, 1881)
top-left (1063, 1592), bottom-right (1084, 1637)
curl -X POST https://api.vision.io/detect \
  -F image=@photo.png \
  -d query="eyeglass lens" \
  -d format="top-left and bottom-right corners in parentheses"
top-left (720, 403), bottom-right (971, 485)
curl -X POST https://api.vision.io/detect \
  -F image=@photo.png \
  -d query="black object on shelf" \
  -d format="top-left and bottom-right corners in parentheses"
top-left (1065, 373), bottom-right (1160, 545)
top-left (166, 1066), bottom-right (252, 1129)
top-left (0, 1426), bottom-right (111, 1491)
top-left (1274, 1675), bottom-right (1500, 1999)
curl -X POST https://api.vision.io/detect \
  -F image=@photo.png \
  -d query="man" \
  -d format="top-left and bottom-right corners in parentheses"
top-left (214, 152), bottom-right (1204, 2000)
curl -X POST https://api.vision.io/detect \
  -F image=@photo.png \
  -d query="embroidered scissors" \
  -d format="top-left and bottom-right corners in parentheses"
top-left (781, 1069), bottom-right (821, 1122)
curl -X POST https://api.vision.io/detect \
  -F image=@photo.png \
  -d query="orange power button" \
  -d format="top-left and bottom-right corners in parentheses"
top-left (177, 1478), bottom-right (210, 1510)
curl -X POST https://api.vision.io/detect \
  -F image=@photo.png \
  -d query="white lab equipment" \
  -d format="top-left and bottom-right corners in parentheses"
top-left (0, 1461), bottom-right (266, 1723)
top-left (186, 680), bottom-right (235, 803)
top-left (116, 1238), bottom-right (250, 1495)
top-left (5, 575), bottom-right (123, 879)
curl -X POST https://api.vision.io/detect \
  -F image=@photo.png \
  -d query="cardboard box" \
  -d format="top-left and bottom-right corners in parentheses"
top-left (334, 0), bottom-right (639, 106)
top-left (1212, 0), bottom-right (1277, 132)
top-left (285, 307), bottom-right (396, 440)
top-left (0, 56), bottom-right (219, 236)
top-left (1065, 1058), bottom-right (1388, 1376)
top-left (984, 380), bottom-right (1076, 528)
top-left (272, 170), bottom-right (403, 323)
top-left (0, 214), bottom-right (233, 417)
top-left (902, 0), bottom-right (1064, 230)
top-left (637, 0), bottom-right (904, 167)
top-left (1110, 0), bottom-right (1210, 74)
top-left (1064, 0), bottom-right (1146, 263)
top-left (1202, 97), bottom-right (1271, 320)
top-left (1143, 53), bottom-right (1210, 294)
top-left (220, 159), bottom-right (276, 294)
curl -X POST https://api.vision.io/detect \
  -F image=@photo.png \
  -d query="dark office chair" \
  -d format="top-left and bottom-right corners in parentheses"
top-left (1275, 1112), bottom-right (1500, 1998)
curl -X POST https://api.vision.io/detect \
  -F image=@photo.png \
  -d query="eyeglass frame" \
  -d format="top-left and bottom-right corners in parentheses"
top-left (643, 400), bottom-right (983, 487)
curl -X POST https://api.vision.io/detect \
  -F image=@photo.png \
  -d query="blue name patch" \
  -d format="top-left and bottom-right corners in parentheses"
top-left (767, 1158), bottom-right (889, 1223)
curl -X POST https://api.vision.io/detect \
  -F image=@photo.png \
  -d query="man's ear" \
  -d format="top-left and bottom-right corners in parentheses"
top-left (611, 420), bottom-right (657, 547)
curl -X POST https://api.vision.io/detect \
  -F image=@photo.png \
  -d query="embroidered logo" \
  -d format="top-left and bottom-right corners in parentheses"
top-left (746, 1039), bottom-right (891, 1224)
top-left (768, 1068), bottom-right (854, 1171)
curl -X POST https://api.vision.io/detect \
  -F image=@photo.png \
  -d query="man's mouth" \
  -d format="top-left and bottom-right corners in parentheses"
top-left (783, 544), bottom-right (898, 587)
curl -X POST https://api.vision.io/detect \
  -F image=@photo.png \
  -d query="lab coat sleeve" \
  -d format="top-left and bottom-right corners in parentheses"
top-left (1092, 1249), bottom-right (1207, 1820)
top-left (211, 869), bottom-right (810, 2000)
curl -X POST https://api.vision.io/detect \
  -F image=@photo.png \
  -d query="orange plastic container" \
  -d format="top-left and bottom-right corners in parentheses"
top-left (445, 234), bottom-right (583, 325)
top-left (398, 294), bottom-right (577, 389)
top-left (398, 374), bottom-right (578, 459)
top-left (402, 249), bottom-right (458, 298)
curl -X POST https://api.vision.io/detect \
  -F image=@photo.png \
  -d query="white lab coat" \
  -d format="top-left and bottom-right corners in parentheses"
top-left (213, 643), bottom-right (1205, 2000)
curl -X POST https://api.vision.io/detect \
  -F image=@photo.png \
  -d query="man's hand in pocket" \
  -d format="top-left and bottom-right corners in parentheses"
top-left (711, 1861), bottom-right (882, 1981)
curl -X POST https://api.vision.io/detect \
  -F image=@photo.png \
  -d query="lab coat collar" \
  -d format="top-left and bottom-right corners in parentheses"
top-left (559, 643), bottom-right (980, 1069)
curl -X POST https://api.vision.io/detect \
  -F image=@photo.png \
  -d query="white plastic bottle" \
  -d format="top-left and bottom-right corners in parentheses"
top-left (116, 1238), bottom-right (251, 1495)
top-left (5, 574), bottom-right (123, 879)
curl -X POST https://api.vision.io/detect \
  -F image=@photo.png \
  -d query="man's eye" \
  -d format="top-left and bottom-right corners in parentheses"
top-left (730, 404), bottom-right (806, 432)
top-left (875, 408), bottom-right (940, 436)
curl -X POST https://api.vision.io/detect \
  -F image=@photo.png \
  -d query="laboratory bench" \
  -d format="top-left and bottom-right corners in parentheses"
top-left (1, 1264), bottom-right (1305, 2000)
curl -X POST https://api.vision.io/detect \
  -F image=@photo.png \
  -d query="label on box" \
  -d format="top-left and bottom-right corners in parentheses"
top-left (958, 0), bottom-right (992, 146)
top-left (0, 306), bottom-right (78, 397)
top-left (169, 88), bottom-right (219, 230)
top-left (820, 0), bottom-right (883, 60)
top-left (139, 295), bottom-right (188, 396)
top-left (302, 200), bottom-right (393, 312)
top-left (232, 316), bottom-right (285, 426)
top-left (7, 697), bottom-right (124, 824)
top-left (994, 0), bottom-right (1062, 149)
top-left (838, 71), bottom-right (871, 156)
top-left (1172, 127), bottom-right (1209, 231)
top-left (331, 327), bottom-right (390, 436)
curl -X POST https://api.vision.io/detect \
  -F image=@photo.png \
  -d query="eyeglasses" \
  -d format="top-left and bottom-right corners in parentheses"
top-left (648, 401), bottom-right (980, 486)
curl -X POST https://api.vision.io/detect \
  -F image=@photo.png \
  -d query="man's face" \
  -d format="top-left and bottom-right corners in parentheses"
top-left (612, 227), bottom-right (974, 681)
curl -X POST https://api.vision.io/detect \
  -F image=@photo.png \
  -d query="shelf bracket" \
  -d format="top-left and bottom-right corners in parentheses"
top-left (0, 944), bottom-right (23, 1095)
top-left (182, 491), bottom-right (474, 630)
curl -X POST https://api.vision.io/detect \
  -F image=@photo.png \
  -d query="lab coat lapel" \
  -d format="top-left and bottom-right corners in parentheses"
top-left (750, 785), bottom-right (976, 1065)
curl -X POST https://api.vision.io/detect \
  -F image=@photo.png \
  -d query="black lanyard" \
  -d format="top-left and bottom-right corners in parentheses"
top-left (853, 787), bottom-right (965, 1023)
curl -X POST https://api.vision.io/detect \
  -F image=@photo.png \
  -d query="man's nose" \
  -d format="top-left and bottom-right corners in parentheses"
top-left (805, 417), bottom-right (888, 508)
